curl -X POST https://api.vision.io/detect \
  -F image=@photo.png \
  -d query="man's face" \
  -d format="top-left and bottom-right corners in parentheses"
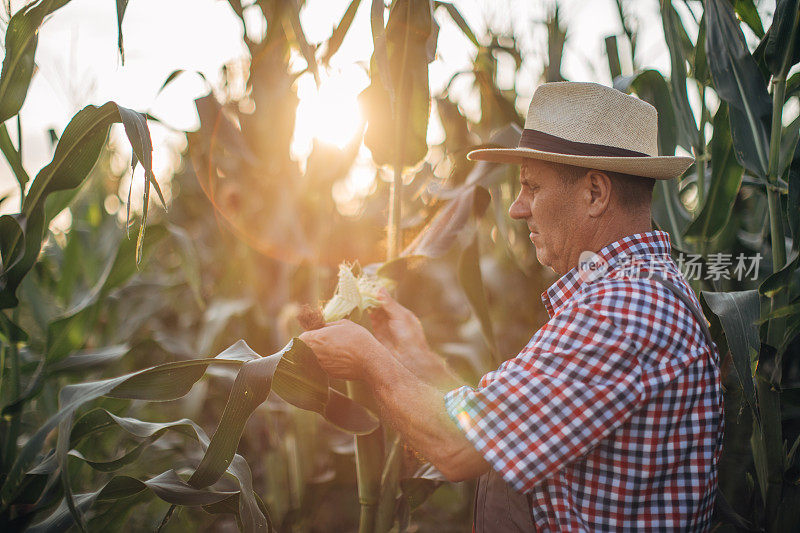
top-left (508, 160), bottom-right (584, 275)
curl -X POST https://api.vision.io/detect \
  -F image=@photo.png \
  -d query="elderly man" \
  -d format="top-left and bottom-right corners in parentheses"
top-left (300, 82), bottom-right (723, 531)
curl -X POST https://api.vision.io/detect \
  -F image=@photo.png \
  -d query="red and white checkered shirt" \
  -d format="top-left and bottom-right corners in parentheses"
top-left (445, 230), bottom-right (723, 531)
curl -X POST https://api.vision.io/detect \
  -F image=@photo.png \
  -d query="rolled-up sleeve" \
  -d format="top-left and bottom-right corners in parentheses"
top-left (444, 302), bottom-right (645, 494)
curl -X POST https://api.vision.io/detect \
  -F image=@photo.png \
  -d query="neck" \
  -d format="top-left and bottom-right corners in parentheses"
top-left (558, 212), bottom-right (652, 275)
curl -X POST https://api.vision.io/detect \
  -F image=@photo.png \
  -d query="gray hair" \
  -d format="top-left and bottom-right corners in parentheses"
top-left (552, 162), bottom-right (655, 209)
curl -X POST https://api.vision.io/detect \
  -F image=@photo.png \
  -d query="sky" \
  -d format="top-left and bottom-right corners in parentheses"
top-left (0, 0), bottom-right (763, 217)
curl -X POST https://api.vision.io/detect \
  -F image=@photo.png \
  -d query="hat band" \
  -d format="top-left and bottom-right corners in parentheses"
top-left (519, 129), bottom-right (650, 158)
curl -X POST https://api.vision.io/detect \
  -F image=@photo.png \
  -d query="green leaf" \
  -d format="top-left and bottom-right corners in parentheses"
top-left (702, 290), bottom-right (760, 416)
top-left (167, 224), bottom-right (205, 308)
top-left (0, 214), bottom-right (26, 272)
top-left (47, 407), bottom-right (269, 531)
top-left (116, 0), bottom-right (129, 64)
top-left (613, 69), bottom-right (677, 156)
top-left (0, 310), bottom-right (28, 343)
top-left (685, 104), bottom-right (744, 242)
top-left (659, 0), bottom-right (697, 150)
top-left (0, 0), bottom-right (71, 123)
top-left (272, 339), bottom-right (328, 413)
top-left (762, 0), bottom-right (800, 76)
top-left (780, 112), bottom-right (800, 183)
top-left (115, 106), bottom-right (166, 264)
top-left (403, 185), bottom-right (490, 258)
top-left (47, 344), bottom-right (129, 374)
top-left (788, 131), bottom-right (800, 252)
top-left (606, 36), bottom-right (622, 80)
top-left (693, 13), bottom-right (711, 86)
top-left (323, 388), bottom-right (380, 434)
top-left (45, 225), bottom-right (167, 362)
top-left (146, 470), bottom-right (238, 506)
top-left (733, 0), bottom-right (765, 39)
top-left (361, 0), bottom-right (436, 168)
top-left (787, 71), bottom-right (800, 101)
top-left (322, 0), bottom-right (362, 64)
top-left (400, 462), bottom-right (446, 510)
top-left (544, 5), bottom-right (567, 82)
top-left (472, 47), bottom-right (524, 133)
top-left (370, 0), bottom-right (392, 95)
top-left (187, 356), bottom-right (281, 488)
top-left (756, 299), bottom-right (800, 322)
top-left (27, 471), bottom-right (250, 533)
top-left (285, 0), bottom-right (320, 85)
top-left (434, 1), bottom-right (479, 47)
top-left (705, 0), bottom-right (772, 176)
top-left (458, 235), bottom-right (497, 366)
top-left (1, 352), bottom-right (236, 505)
top-left (759, 253), bottom-right (800, 301)
top-left (26, 480), bottom-right (140, 533)
top-left (0, 102), bottom-right (161, 310)
top-left (189, 339), bottom-right (377, 489)
top-left (0, 123), bottom-right (29, 192)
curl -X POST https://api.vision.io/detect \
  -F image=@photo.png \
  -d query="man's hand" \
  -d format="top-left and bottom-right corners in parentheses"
top-left (369, 290), bottom-right (463, 390)
top-left (300, 314), bottom-right (489, 483)
top-left (369, 289), bottom-right (431, 357)
top-left (298, 320), bottom-right (387, 381)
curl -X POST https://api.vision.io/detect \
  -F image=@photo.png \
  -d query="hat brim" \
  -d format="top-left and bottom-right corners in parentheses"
top-left (466, 147), bottom-right (694, 180)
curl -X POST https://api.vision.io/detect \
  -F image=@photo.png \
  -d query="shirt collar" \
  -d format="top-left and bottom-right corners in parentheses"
top-left (541, 230), bottom-right (673, 317)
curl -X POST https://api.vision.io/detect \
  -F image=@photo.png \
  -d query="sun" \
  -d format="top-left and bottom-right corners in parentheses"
top-left (292, 65), bottom-right (368, 157)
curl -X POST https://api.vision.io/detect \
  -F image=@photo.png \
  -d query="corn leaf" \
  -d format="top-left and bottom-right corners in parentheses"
top-left (788, 133), bottom-right (800, 253)
top-left (116, 0), bottom-right (129, 64)
top-left (361, 0), bottom-right (436, 168)
top-left (458, 235), bottom-right (497, 366)
top-left (400, 462), bottom-right (447, 510)
top-left (434, 1), bottom-right (479, 47)
top-left (0, 0), bottom-right (71, 124)
top-left (705, 0), bottom-right (771, 177)
top-left (45, 225), bottom-right (167, 363)
top-left (659, 0), bottom-right (697, 151)
top-left (0, 214), bottom-right (26, 273)
top-left (26, 471), bottom-right (254, 533)
top-left (285, 0), bottom-right (320, 85)
top-left (758, 253), bottom-right (800, 302)
top-left (0, 102), bottom-right (162, 310)
top-left (322, 0), bottom-right (362, 64)
top-left (614, 69), bottom-right (677, 156)
top-left (6, 339), bottom-right (376, 528)
top-left (732, 0), bottom-right (765, 39)
top-left (403, 185), bottom-right (490, 258)
top-left (0, 123), bottom-right (30, 193)
top-left (685, 104), bottom-right (744, 242)
top-left (762, 0), bottom-right (800, 76)
top-left (702, 290), bottom-right (759, 416)
top-left (187, 356), bottom-right (282, 488)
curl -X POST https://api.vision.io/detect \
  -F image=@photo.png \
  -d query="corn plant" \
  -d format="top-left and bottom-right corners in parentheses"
top-left (11, 0), bottom-right (764, 531)
top-left (609, 1), bottom-right (800, 530)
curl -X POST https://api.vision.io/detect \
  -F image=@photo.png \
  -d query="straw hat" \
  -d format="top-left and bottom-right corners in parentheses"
top-left (467, 81), bottom-right (694, 180)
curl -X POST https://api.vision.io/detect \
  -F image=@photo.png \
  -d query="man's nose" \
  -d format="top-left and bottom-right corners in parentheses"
top-left (508, 193), bottom-right (528, 219)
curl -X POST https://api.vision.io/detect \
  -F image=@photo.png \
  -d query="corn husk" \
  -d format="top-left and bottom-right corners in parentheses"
top-left (322, 263), bottom-right (395, 322)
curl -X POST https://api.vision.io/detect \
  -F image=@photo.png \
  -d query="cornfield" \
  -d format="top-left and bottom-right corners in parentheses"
top-left (0, 0), bottom-right (797, 531)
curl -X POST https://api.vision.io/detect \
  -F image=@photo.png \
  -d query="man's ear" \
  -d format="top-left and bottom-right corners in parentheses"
top-left (585, 170), bottom-right (612, 217)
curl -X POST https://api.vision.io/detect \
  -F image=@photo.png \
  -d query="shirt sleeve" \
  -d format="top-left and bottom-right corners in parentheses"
top-left (443, 301), bottom-right (645, 493)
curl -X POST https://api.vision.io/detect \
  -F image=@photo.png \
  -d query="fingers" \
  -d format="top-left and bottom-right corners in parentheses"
top-left (376, 289), bottom-right (414, 320)
top-left (369, 309), bottom-right (395, 347)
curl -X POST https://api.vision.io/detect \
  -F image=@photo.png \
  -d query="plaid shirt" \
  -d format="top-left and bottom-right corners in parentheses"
top-left (445, 230), bottom-right (723, 531)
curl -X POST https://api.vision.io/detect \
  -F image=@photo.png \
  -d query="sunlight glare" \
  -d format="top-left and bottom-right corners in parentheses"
top-left (292, 65), bottom-right (368, 158)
